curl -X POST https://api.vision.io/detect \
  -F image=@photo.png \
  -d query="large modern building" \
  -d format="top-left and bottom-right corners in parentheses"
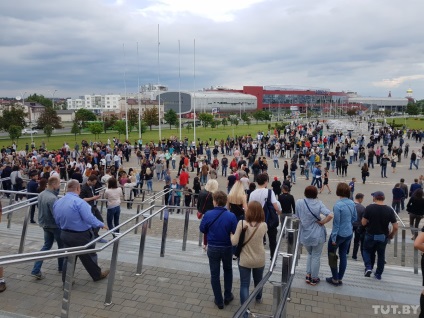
top-left (157, 91), bottom-right (257, 117)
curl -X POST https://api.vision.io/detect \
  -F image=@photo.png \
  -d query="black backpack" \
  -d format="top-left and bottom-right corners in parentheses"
top-left (264, 189), bottom-right (279, 229)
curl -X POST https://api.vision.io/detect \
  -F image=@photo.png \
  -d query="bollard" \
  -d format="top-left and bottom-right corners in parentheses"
top-left (136, 214), bottom-right (149, 275)
top-left (160, 208), bottom-right (169, 257)
top-left (105, 238), bottom-right (120, 305)
top-left (277, 253), bottom-right (293, 318)
top-left (18, 205), bottom-right (32, 253)
top-left (134, 205), bottom-right (141, 234)
top-left (182, 209), bottom-right (190, 251)
top-left (7, 211), bottom-right (12, 229)
top-left (198, 231), bottom-right (203, 247)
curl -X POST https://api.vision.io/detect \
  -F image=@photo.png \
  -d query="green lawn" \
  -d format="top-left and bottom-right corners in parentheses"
top-left (380, 117), bottom-right (424, 130)
top-left (2, 123), bottom-right (272, 151)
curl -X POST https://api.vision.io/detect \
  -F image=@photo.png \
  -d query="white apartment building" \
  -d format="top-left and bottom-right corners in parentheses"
top-left (67, 94), bottom-right (121, 113)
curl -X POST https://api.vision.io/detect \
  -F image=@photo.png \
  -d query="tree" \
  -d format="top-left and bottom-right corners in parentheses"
top-left (406, 102), bottom-right (419, 115)
top-left (186, 122), bottom-right (192, 132)
top-left (113, 120), bottom-right (127, 137)
top-left (0, 106), bottom-right (27, 131)
top-left (252, 111), bottom-right (264, 124)
top-left (143, 107), bottom-right (159, 130)
top-left (26, 93), bottom-right (53, 108)
top-left (233, 118), bottom-right (239, 127)
top-left (164, 109), bottom-right (178, 129)
top-left (263, 111), bottom-right (272, 122)
top-left (71, 121), bottom-right (80, 140)
top-left (43, 124), bottom-right (54, 140)
top-left (222, 118), bottom-right (228, 127)
top-left (246, 118), bottom-right (251, 127)
top-left (75, 108), bottom-right (97, 128)
top-left (8, 125), bottom-right (22, 143)
top-left (37, 106), bottom-right (63, 129)
top-left (241, 113), bottom-right (250, 122)
top-left (104, 114), bottom-right (119, 133)
top-left (88, 122), bottom-right (103, 139)
top-left (127, 109), bottom-right (138, 132)
top-left (197, 113), bottom-right (214, 129)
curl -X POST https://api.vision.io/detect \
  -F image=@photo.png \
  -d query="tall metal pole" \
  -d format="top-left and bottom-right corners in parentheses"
top-left (157, 24), bottom-right (162, 141)
top-left (178, 40), bottom-right (182, 141)
top-left (193, 38), bottom-right (196, 142)
top-left (123, 43), bottom-right (129, 141)
top-left (137, 42), bottom-right (141, 139)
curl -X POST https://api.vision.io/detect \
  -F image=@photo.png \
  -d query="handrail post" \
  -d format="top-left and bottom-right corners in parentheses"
top-left (136, 213), bottom-right (149, 275)
top-left (274, 253), bottom-right (292, 317)
top-left (148, 201), bottom-right (154, 229)
top-left (61, 256), bottom-right (76, 318)
top-left (105, 238), bottom-right (120, 306)
top-left (134, 205), bottom-right (141, 234)
top-left (414, 227), bottom-right (419, 274)
top-left (7, 211), bottom-right (12, 229)
top-left (18, 205), bottom-right (31, 253)
top-left (394, 231), bottom-right (398, 257)
top-left (401, 228), bottom-right (406, 267)
top-left (286, 229), bottom-right (296, 255)
top-left (160, 208), bottom-right (169, 257)
top-left (198, 231), bottom-right (203, 247)
top-left (182, 208), bottom-right (190, 251)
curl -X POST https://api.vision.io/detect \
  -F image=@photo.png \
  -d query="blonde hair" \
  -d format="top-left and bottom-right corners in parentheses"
top-left (205, 179), bottom-right (219, 193)
top-left (227, 181), bottom-right (246, 205)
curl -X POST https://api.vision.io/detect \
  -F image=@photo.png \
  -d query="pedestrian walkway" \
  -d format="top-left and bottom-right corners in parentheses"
top-left (0, 218), bottom-right (420, 317)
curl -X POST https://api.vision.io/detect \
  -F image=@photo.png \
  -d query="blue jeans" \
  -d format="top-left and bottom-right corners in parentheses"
top-left (222, 165), bottom-right (228, 176)
top-left (172, 160), bottom-right (176, 169)
top-left (410, 159), bottom-right (418, 169)
top-left (392, 201), bottom-right (400, 214)
top-left (362, 234), bottom-right (388, 275)
top-left (201, 175), bottom-right (208, 185)
top-left (273, 160), bottom-right (279, 169)
top-left (290, 171), bottom-right (296, 183)
top-left (207, 246), bottom-right (233, 305)
top-left (239, 265), bottom-right (264, 306)
top-left (107, 206), bottom-right (121, 232)
top-left (304, 169), bottom-right (309, 180)
top-left (147, 179), bottom-right (153, 191)
top-left (327, 234), bottom-right (352, 281)
top-left (31, 228), bottom-right (64, 274)
top-left (380, 165), bottom-right (387, 177)
top-left (305, 242), bottom-right (325, 279)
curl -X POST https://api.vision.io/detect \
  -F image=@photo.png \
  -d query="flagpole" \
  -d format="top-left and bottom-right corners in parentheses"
top-left (157, 24), bottom-right (162, 141)
top-left (123, 43), bottom-right (128, 141)
top-left (137, 42), bottom-right (141, 139)
top-left (193, 38), bottom-right (196, 143)
top-left (178, 40), bottom-right (182, 141)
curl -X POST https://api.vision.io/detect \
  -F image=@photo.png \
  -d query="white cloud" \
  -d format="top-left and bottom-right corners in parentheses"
top-left (372, 75), bottom-right (424, 88)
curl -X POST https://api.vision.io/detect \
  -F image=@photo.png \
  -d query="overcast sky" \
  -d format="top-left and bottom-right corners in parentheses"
top-left (1, 0), bottom-right (423, 100)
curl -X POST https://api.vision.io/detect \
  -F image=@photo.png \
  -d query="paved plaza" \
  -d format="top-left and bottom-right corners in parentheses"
top-left (0, 121), bottom-right (423, 317)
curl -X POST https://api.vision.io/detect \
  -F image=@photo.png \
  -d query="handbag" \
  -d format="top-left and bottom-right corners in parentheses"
top-left (304, 199), bottom-right (327, 241)
top-left (234, 221), bottom-right (260, 258)
top-left (199, 192), bottom-right (210, 216)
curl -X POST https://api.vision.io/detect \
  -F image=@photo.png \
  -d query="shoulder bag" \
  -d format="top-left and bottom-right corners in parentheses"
top-left (234, 221), bottom-right (260, 258)
top-left (303, 199), bottom-right (327, 241)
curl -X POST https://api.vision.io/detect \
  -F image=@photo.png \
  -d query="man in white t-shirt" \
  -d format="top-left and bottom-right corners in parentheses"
top-left (249, 173), bottom-right (282, 259)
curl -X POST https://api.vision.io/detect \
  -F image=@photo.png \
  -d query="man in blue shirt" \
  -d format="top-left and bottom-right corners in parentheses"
top-left (200, 191), bottom-right (237, 309)
top-left (54, 180), bottom-right (109, 283)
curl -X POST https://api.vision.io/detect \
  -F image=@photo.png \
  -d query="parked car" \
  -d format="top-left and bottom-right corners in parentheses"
top-left (21, 129), bottom-right (38, 135)
top-left (31, 124), bottom-right (43, 130)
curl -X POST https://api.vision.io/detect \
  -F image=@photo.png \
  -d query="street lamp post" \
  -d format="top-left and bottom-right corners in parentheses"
top-left (48, 89), bottom-right (58, 109)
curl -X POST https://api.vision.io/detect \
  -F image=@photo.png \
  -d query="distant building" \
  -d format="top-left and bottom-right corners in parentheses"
top-left (157, 91), bottom-right (257, 117)
top-left (67, 94), bottom-right (121, 114)
top-left (348, 97), bottom-right (408, 113)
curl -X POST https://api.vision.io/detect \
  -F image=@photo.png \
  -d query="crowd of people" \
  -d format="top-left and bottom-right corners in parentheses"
top-left (0, 120), bottom-right (423, 317)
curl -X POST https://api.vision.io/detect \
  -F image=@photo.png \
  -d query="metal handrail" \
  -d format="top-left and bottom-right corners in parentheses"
top-left (0, 205), bottom-right (166, 266)
top-left (233, 216), bottom-right (289, 318)
top-left (0, 189), bottom-right (172, 261)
